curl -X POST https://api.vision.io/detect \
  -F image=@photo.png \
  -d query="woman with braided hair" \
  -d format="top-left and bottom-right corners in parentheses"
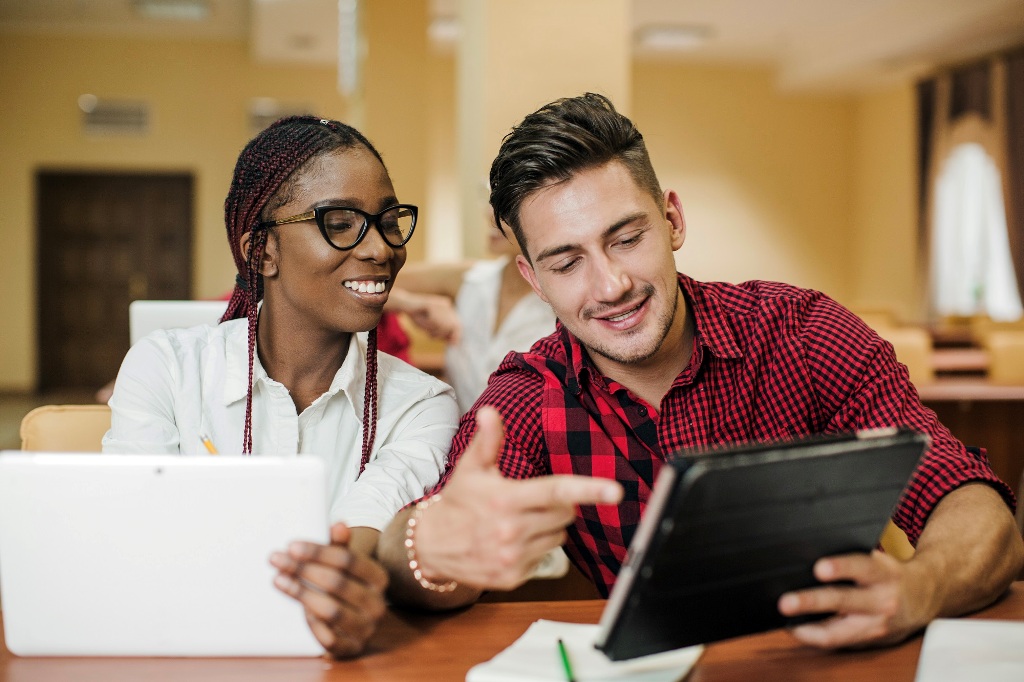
top-left (103, 116), bottom-right (459, 656)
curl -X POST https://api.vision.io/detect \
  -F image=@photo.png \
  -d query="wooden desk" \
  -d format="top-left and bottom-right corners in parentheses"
top-left (918, 378), bottom-right (1024, 402)
top-left (930, 347), bottom-right (990, 376)
top-left (918, 378), bottom-right (1024, 501)
top-left (3, 583), bottom-right (1023, 681)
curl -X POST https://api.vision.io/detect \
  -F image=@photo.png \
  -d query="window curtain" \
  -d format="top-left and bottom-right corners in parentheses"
top-left (918, 48), bottom-right (1024, 319)
top-left (1007, 49), bottom-right (1024, 308)
top-left (931, 142), bottom-right (1021, 319)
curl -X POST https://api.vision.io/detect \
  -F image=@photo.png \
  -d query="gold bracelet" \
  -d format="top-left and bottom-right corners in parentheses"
top-left (405, 494), bottom-right (458, 593)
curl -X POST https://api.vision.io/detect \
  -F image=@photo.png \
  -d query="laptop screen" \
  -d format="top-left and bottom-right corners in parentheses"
top-left (0, 453), bottom-right (328, 657)
top-left (129, 300), bottom-right (229, 345)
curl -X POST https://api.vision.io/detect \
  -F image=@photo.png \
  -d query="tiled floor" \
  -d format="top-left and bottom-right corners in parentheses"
top-left (0, 390), bottom-right (99, 450)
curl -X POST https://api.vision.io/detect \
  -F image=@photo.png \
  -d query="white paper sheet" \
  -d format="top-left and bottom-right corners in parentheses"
top-left (466, 620), bottom-right (703, 682)
top-left (915, 618), bottom-right (1024, 682)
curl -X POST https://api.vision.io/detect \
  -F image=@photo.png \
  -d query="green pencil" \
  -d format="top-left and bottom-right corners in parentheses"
top-left (556, 638), bottom-right (576, 682)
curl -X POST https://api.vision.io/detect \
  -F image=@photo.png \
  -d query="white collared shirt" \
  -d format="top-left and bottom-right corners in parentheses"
top-left (445, 257), bottom-right (556, 413)
top-left (102, 318), bottom-right (459, 530)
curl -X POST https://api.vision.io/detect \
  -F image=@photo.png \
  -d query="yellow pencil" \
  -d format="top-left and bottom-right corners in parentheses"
top-left (200, 434), bottom-right (219, 455)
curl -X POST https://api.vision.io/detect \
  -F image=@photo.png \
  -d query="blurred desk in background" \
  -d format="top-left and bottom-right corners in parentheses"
top-left (930, 347), bottom-right (990, 376)
top-left (920, 378), bottom-right (1024, 500)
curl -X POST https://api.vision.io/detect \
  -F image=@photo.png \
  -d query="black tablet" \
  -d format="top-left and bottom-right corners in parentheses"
top-left (593, 428), bottom-right (929, 661)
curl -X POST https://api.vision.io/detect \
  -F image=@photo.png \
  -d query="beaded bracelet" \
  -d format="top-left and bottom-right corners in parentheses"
top-left (405, 494), bottom-right (459, 593)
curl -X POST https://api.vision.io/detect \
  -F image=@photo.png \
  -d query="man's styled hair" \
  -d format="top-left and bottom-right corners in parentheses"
top-left (488, 93), bottom-right (662, 260)
top-left (221, 115), bottom-right (384, 464)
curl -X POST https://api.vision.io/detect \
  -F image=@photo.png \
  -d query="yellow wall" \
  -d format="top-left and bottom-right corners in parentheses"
top-left (633, 63), bottom-right (858, 299)
top-left (362, 0), bottom-right (430, 264)
top-left (0, 34), bottom-right (358, 390)
top-left (457, 0), bottom-right (632, 260)
top-left (0, 31), bottom-right (921, 391)
top-left (849, 84), bottom-right (921, 322)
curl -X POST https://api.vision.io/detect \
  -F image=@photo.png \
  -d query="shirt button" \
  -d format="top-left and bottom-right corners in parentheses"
top-left (636, 406), bottom-right (647, 416)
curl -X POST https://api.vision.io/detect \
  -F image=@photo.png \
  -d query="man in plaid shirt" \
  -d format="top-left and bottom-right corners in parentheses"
top-left (379, 93), bottom-right (1023, 648)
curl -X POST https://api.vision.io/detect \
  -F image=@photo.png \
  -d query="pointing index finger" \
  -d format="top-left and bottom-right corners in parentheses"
top-left (507, 474), bottom-right (623, 511)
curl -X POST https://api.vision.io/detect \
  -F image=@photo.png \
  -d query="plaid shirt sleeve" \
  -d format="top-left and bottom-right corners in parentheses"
top-left (799, 293), bottom-right (1016, 544)
top-left (427, 353), bottom-right (550, 495)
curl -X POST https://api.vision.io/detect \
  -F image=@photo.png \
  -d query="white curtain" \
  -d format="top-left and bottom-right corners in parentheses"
top-left (930, 142), bottom-right (1024, 321)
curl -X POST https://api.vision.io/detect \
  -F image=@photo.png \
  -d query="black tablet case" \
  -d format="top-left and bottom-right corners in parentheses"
top-left (594, 429), bottom-right (928, 661)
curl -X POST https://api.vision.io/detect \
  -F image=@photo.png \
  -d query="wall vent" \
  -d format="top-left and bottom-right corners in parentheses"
top-left (249, 98), bottom-right (315, 135)
top-left (78, 95), bottom-right (150, 135)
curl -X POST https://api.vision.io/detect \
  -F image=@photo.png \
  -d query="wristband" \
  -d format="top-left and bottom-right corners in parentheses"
top-left (405, 494), bottom-right (458, 593)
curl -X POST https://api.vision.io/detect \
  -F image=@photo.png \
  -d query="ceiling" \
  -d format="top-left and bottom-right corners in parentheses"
top-left (3, 0), bottom-right (1023, 91)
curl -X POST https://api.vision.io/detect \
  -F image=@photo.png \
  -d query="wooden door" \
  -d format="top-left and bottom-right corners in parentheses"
top-left (36, 172), bottom-right (194, 390)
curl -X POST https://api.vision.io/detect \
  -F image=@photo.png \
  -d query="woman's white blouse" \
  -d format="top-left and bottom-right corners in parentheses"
top-left (445, 257), bottom-right (556, 414)
top-left (102, 318), bottom-right (459, 531)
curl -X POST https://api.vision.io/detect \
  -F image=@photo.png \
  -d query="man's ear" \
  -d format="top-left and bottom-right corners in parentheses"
top-left (664, 190), bottom-right (687, 251)
top-left (238, 230), bottom-right (279, 278)
top-left (515, 254), bottom-right (549, 304)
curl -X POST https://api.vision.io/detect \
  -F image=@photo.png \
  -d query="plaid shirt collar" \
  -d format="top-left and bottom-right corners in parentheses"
top-left (559, 273), bottom-right (744, 396)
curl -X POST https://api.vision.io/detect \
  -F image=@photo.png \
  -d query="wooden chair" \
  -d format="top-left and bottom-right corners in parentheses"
top-left (20, 404), bottom-right (111, 452)
top-left (986, 331), bottom-right (1024, 385)
top-left (876, 327), bottom-right (935, 386)
top-left (851, 307), bottom-right (898, 333)
top-left (879, 520), bottom-right (915, 561)
top-left (969, 316), bottom-right (1024, 348)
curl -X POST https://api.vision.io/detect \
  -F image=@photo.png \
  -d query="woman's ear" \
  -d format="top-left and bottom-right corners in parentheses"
top-left (238, 230), bottom-right (279, 278)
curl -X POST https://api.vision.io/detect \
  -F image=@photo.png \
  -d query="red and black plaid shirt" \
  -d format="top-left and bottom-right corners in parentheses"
top-left (431, 274), bottom-right (1015, 596)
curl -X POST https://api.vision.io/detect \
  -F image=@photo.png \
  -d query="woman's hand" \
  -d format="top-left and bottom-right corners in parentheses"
top-left (270, 523), bottom-right (389, 658)
top-left (387, 288), bottom-right (462, 344)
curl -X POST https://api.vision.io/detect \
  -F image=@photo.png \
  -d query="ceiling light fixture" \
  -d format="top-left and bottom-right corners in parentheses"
top-left (635, 24), bottom-right (713, 52)
top-left (428, 16), bottom-right (459, 48)
top-left (134, 0), bottom-right (210, 22)
top-left (337, 0), bottom-right (363, 97)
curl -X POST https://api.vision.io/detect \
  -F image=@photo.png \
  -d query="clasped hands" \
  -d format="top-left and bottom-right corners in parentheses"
top-left (269, 524), bottom-right (388, 658)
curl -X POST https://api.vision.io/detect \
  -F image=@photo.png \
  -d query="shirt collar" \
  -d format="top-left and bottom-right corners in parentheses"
top-left (224, 318), bottom-right (366, 412)
top-left (677, 273), bottom-right (743, 361)
top-left (560, 273), bottom-right (743, 394)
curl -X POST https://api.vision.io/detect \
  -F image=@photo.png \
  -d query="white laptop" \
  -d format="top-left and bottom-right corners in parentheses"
top-left (129, 300), bottom-right (229, 345)
top-left (0, 453), bottom-right (328, 657)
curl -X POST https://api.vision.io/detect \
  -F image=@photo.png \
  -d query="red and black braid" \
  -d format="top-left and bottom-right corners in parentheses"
top-left (222, 115), bottom-right (386, 471)
top-left (358, 327), bottom-right (378, 476)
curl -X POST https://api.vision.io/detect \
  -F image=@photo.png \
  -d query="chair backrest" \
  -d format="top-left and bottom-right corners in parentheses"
top-left (876, 327), bottom-right (935, 386)
top-left (129, 300), bottom-right (228, 345)
top-left (986, 331), bottom-right (1024, 385)
top-left (20, 404), bottom-right (111, 452)
top-left (970, 316), bottom-right (1024, 348)
top-left (879, 520), bottom-right (915, 561)
top-left (851, 308), bottom-right (898, 333)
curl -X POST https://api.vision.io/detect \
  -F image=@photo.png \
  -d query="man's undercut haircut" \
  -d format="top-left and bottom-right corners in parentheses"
top-left (488, 93), bottom-right (662, 261)
top-left (221, 115), bottom-right (385, 464)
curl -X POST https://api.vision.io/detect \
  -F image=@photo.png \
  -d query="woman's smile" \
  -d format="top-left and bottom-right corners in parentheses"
top-left (343, 278), bottom-right (389, 295)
